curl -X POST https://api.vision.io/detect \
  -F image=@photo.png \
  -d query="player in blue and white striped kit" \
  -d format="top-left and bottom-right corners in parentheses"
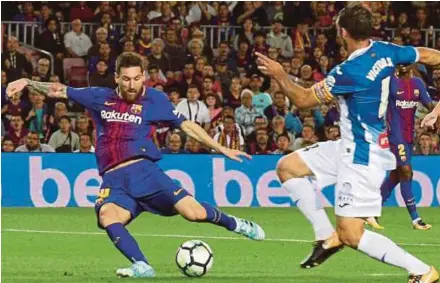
top-left (257, 3), bottom-right (439, 282)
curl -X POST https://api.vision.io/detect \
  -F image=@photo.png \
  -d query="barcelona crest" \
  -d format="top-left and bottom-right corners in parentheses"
top-left (131, 104), bottom-right (143, 114)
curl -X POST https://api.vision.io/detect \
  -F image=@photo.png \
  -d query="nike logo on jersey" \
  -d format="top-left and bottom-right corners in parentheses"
top-left (397, 91), bottom-right (404, 95)
top-left (104, 101), bottom-right (117, 106)
top-left (173, 188), bottom-right (184, 196)
top-left (396, 100), bottom-right (419, 109)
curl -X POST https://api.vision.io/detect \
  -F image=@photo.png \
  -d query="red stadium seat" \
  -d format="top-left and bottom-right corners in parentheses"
top-left (63, 58), bottom-right (86, 84)
top-left (68, 66), bottom-right (88, 87)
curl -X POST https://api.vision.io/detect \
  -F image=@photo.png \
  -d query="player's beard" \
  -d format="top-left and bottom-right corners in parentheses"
top-left (121, 87), bottom-right (143, 103)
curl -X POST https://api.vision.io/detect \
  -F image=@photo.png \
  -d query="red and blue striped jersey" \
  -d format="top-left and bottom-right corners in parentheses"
top-left (386, 75), bottom-right (432, 144)
top-left (67, 87), bottom-right (186, 175)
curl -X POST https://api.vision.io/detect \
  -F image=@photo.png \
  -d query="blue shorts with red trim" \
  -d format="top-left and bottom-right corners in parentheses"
top-left (94, 158), bottom-right (190, 228)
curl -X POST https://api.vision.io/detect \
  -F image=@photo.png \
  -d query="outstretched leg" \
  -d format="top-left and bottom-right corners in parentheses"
top-left (174, 196), bottom-right (265, 240)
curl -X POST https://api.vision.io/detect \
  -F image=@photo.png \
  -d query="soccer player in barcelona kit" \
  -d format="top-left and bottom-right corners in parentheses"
top-left (6, 52), bottom-right (265, 278)
top-left (256, 3), bottom-right (439, 282)
top-left (367, 65), bottom-right (435, 231)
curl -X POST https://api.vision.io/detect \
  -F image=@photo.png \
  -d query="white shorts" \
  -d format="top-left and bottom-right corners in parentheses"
top-left (296, 140), bottom-right (386, 218)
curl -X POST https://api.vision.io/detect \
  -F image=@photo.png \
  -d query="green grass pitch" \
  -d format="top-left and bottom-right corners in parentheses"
top-left (2, 207), bottom-right (439, 282)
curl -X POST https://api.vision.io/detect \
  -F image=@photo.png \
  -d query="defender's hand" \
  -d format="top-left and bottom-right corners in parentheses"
top-left (421, 112), bottom-right (438, 129)
top-left (219, 147), bottom-right (252, 163)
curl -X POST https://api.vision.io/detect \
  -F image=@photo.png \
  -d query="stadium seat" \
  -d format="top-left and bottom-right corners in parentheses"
top-left (63, 58), bottom-right (86, 84)
top-left (68, 66), bottom-right (88, 87)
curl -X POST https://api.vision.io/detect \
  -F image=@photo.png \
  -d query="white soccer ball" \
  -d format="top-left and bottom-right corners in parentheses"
top-left (175, 240), bottom-right (214, 277)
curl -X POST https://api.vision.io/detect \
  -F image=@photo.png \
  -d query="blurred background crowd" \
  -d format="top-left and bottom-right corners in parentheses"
top-left (1, 1), bottom-right (439, 155)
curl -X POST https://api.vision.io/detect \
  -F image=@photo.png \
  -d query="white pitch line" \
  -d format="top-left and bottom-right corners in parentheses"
top-left (367, 273), bottom-right (403, 277)
top-left (2, 228), bottom-right (440, 247)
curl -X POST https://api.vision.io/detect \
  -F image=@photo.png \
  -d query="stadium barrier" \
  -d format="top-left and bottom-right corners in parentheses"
top-left (2, 21), bottom-right (439, 50)
top-left (2, 153), bottom-right (439, 208)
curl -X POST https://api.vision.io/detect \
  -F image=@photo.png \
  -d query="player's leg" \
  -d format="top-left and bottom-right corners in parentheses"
top-left (335, 164), bottom-right (438, 282)
top-left (173, 195), bottom-right (265, 240)
top-left (278, 141), bottom-right (343, 269)
top-left (95, 185), bottom-right (155, 278)
top-left (380, 169), bottom-right (400, 204)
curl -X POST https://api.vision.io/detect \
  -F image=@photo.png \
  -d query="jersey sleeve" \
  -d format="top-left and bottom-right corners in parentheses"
top-left (154, 90), bottom-right (187, 128)
top-left (312, 65), bottom-right (356, 103)
top-left (67, 87), bottom-right (109, 111)
top-left (416, 78), bottom-right (433, 106)
top-left (388, 43), bottom-right (419, 65)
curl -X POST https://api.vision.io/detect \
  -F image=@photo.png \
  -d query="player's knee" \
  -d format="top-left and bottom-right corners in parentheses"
top-left (336, 223), bottom-right (364, 248)
top-left (98, 203), bottom-right (124, 228)
top-left (276, 153), bottom-right (303, 182)
top-left (398, 167), bottom-right (413, 181)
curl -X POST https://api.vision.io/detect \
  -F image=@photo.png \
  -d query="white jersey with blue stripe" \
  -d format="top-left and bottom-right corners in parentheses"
top-left (312, 41), bottom-right (419, 170)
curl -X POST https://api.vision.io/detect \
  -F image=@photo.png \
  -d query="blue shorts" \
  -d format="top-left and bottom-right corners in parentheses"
top-left (390, 143), bottom-right (413, 167)
top-left (95, 158), bottom-right (190, 228)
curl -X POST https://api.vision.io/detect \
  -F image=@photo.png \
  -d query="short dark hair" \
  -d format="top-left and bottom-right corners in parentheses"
top-left (116, 52), bottom-right (144, 74)
top-left (276, 132), bottom-right (290, 142)
top-left (204, 75), bottom-right (214, 82)
top-left (59, 115), bottom-right (71, 123)
top-left (337, 3), bottom-right (372, 41)
top-left (148, 64), bottom-right (159, 72)
top-left (79, 133), bottom-right (92, 140)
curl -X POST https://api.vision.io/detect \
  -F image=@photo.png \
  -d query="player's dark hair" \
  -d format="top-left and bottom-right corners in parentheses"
top-left (337, 3), bottom-right (373, 41)
top-left (116, 52), bottom-right (144, 74)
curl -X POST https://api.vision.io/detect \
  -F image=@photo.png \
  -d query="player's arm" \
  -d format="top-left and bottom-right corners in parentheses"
top-left (180, 120), bottom-right (251, 162)
top-left (416, 48), bottom-right (440, 66)
top-left (255, 52), bottom-right (330, 109)
top-left (421, 101), bottom-right (440, 129)
top-left (6, 78), bottom-right (67, 99)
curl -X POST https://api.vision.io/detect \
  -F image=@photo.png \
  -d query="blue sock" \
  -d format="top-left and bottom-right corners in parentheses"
top-left (106, 223), bottom-right (148, 264)
top-left (200, 202), bottom-right (237, 231)
top-left (380, 175), bottom-right (398, 205)
top-left (400, 180), bottom-right (419, 221)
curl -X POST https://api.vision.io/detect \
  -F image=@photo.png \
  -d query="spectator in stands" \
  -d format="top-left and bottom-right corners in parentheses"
top-left (176, 85), bottom-right (211, 131)
top-left (13, 2), bottom-right (38, 22)
top-left (190, 29), bottom-right (213, 62)
top-left (233, 18), bottom-right (254, 51)
top-left (272, 133), bottom-right (293, 155)
top-left (36, 4), bottom-right (51, 30)
top-left (119, 19), bottom-right (138, 45)
top-left (46, 102), bottom-right (68, 139)
top-left (235, 89), bottom-right (261, 137)
top-left (204, 93), bottom-right (223, 125)
top-left (147, 1), bottom-right (163, 22)
top-left (326, 125), bottom-right (341, 141)
top-left (26, 90), bottom-right (48, 141)
top-left (249, 74), bottom-right (272, 114)
top-left (136, 26), bottom-right (152, 56)
top-left (6, 115), bottom-right (29, 147)
top-left (214, 59), bottom-right (235, 91)
top-left (270, 116), bottom-right (295, 151)
top-left (187, 39), bottom-right (205, 63)
top-left (74, 115), bottom-right (92, 137)
top-left (162, 133), bottom-right (186, 154)
top-left (2, 136), bottom-right (15, 152)
top-left (147, 38), bottom-right (171, 74)
top-left (48, 115), bottom-right (80, 152)
top-left (168, 88), bottom-right (181, 107)
top-left (145, 65), bottom-right (166, 88)
top-left (15, 131), bottom-right (55, 152)
top-left (36, 57), bottom-right (51, 82)
top-left (185, 136), bottom-right (207, 154)
top-left (202, 75), bottom-right (222, 100)
top-left (2, 91), bottom-right (27, 119)
top-left (313, 55), bottom-right (330, 82)
top-left (38, 17), bottom-right (65, 80)
top-left (266, 1), bottom-right (286, 24)
top-left (293, 22), bottom-right (312, 52)
top-left (252, 31), bottom-right (269, 56)
top-left (2, 36), bottom-right (33, 82)
top-left (247, 115), bottom-right (269, 149)
top-left (410, 28), bottom-right (424, 47)
top-left (371, 12), bottom-right (388, 41)
top-left (236, 39), bottom-right (252, 73)
top-left (252, 128), bottom-right (272, 154)
top-left (64, 19), bottom-right (93, 59)
top-left (266, 19), bottom-right (294, 58)
top-left (122, 40), bottom-right (136, 53)
top-left (69, 2), bottom-right (94, 23)
top-left (300, 65), bottom-right (315, 87)
top-left (99, 12), bottom-right (118, 46)
top-left (223, 76), bottom-right (243, 110)
top-left (314, 2), bottom-right (333, 28)
top-left (415, 133), bottom-right (435, 155)
top-left (87, 28), bottom-right (108, 58)
top-left (216, 41), bottom-right (237, 73)
top-left (293, 124), bottom-right (316, 150)
top-left (73, 133), bottom-right (95, 153)
top-left (179, 62), bottom-right (201, 96)
top-left (214, 115), bottom-right (245, 151)
top-left (89, 59), bottom-right (116, 88)
top-left (237, 1), bottom-right (269, 27)
top-left (88, 42), bottom-right (116, 74)
top-left (414, 7), bottom-right (430, 29)
top-left (164, 27), bottom-right (185, 72)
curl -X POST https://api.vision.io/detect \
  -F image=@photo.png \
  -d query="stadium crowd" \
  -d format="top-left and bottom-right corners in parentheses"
top-left (1, 1), bottom-right (440, 155)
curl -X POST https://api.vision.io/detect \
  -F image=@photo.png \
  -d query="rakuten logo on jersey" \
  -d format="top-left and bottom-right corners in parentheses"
top-left (396, 100), bottom-right (419, 109)
top-left (100, 110), bottom-right (142, 124)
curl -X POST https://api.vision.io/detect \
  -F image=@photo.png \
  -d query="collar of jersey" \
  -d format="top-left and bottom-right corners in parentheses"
top-left (347, 40), bottom-right (374, 61)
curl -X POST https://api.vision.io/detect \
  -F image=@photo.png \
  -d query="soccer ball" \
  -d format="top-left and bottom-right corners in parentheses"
top-left (175, 240), bottom-right (214, 277)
